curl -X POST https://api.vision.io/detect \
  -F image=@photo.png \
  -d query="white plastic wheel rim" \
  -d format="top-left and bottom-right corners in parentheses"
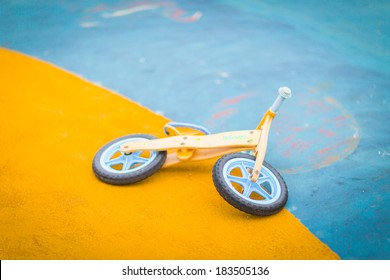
top-left (99, 137), bottom-right (158, 174)
top-left (222, 158), bottom-right (282, 205)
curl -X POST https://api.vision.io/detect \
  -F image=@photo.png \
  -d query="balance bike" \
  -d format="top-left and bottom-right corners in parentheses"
top-left (93, 87), bottom-right (292, 216)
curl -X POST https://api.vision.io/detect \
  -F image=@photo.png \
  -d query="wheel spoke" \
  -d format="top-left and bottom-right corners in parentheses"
top-left (122, 153), bottom-right (151, 171)
top-left (252, 184), bottom-right (273, 200)
top-left (256, 175), bottom-right (271, 185)
top-left (122, 156), bottom-right (136, 171)
top-left (242, 185), bottom-right (253, 197)
top-left (226, 174), bottom-right (247, 186)
top-left (132, 155), bottom-right (149, 164)
top-left (105, 155), bottom-right (125, 166)
top-left (239, 162), bottom-right (251, 176)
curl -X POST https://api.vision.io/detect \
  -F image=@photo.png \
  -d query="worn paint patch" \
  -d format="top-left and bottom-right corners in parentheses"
top-left (272, 90), bottom-right (361, 174)
top-left (80, 0), bottom-right (202, 27)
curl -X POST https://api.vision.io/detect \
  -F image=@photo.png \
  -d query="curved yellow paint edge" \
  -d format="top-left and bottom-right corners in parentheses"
top-left (0, 48), bottom-right (339, 260)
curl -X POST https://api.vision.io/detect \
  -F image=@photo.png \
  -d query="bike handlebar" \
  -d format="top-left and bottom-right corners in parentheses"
top-left (269, 86), bottom-right (292, 113)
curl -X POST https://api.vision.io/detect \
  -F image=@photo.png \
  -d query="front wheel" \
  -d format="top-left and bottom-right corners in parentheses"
top-left (92, 134), bottom-right (167, 185)
top-left (212, 153), bottom-right (288, 216)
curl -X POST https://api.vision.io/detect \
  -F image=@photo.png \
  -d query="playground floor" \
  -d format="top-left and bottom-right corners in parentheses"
top-left (0, 0), bottom-right (389, 259)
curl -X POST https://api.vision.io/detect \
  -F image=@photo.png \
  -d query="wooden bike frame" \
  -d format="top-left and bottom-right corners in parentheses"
top-left (120, 87), bottom-right (291, 182)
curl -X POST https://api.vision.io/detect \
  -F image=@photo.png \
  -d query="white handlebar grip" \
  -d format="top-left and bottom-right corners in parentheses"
top-left (278, 86), bottom-right (292, 99)
top-left (270, 86), bottom-right (292, 113)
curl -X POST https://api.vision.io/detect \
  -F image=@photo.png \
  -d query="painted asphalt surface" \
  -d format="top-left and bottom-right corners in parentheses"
top-left (1, 0), bottom-right (389, 259)
top-left (0, 48), bottom-right (338, 259)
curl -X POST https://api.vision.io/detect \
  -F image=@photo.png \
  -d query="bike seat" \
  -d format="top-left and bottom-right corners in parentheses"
top-left (163, 122), bottom-right (211, 136)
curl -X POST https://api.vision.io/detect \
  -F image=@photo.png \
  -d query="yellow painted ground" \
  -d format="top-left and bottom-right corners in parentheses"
top-left (0, 48), bottom-right (338, 260)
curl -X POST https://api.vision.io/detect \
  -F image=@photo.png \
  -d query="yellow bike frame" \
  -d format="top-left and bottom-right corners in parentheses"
top-left (120, 87), bottom-right (291, 182)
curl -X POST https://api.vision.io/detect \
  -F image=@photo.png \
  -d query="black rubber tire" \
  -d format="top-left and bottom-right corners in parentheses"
top-left (212, 153), bottom-right (288, 216)
top-left (92, 134), bottom-right (167, 185)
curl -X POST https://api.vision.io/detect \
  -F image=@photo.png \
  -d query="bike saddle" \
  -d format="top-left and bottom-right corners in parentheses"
top-left (163, 122), bottom-right (211, 136)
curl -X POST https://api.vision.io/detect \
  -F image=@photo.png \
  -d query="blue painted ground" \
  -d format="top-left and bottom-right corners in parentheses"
top-left (1, 0), bottom-right (389, 259)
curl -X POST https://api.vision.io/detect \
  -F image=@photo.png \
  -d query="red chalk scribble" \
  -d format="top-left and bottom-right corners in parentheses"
top-left (282, 134), bottom-right (295, 143)
top-left (292, 126), bottom-right (306, 132)
top-left (212, 108), bottom-right (237, 119)
top-left (283, 150), bottom-right (292, 158)
top-left (324, 114), bottom-right (352, 128)
top-left (318, 128), bottom-right (335, 138)
top-left (169, 9), bottom-right (202, 23)
top-left (316, 142), bottom-right (341, 155)
top-left (283, 140), bottom-right (310, 157)
top-left (290, 141), bottom-right (311, 150)
top-left (306, 100), bottom-right (333, 112)
top-left (171, 9), bottom-right (183, 18)
top-left (221, 92), bottom-right (255, 106)
top-left (317, 146), bottom-right (331, 155)
top-left (326, 115), bottom-right (351, 122)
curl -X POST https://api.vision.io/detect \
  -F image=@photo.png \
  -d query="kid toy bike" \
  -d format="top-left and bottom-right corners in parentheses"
top-left (93, 87), bottom-right (292, 216)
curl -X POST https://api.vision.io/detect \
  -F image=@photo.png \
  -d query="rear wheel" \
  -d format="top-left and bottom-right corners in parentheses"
top-left (212, 153), bottom-right (288, 216)
top-left (92, 134), bottom-right (166, 185)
